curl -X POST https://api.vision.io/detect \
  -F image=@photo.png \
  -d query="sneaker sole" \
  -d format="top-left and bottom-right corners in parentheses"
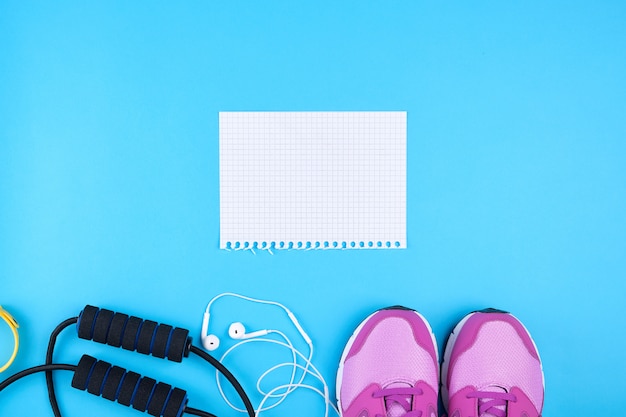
top-left (335, 306), bottom-right (439, 417)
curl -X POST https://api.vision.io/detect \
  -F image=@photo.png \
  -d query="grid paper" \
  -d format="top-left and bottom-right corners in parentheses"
top-left (219, 111), bottom-right (406, 250)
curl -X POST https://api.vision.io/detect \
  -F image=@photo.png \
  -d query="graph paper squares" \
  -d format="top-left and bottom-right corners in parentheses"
top-left (219, 112), bottom-right (406, 250)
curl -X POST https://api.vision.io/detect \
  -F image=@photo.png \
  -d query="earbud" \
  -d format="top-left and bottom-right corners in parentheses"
top-left (202, 334), bottom-right (220, 351)
top-left (201, 311), bottom-right (220, 351)
top-left (228, 322), bottom-right (269, 340)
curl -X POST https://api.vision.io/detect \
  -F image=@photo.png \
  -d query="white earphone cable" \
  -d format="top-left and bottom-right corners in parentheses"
top-left (215, 331), bottom-right (300, 412)
top-left (215, 337), bottom-right (338, 416)
top-left (202, 293), bottom-right (337, 416)
top-left (255, 364), bottom-right (340, 417)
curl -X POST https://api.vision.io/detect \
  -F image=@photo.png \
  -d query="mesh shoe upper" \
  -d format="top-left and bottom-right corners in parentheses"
top-left (337, 307), bottom-right (439, 417)
top-left (443, 311), bottom-right (544, 417)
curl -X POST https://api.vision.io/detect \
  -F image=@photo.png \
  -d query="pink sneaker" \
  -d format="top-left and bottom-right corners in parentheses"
top-left (337, 306), bottom-right (439, 417)
top-left (442, 308), bottom-right (545, 417)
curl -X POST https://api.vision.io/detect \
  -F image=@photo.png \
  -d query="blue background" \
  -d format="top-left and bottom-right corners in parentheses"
top-left (1, 1), bottom-right (625, 416)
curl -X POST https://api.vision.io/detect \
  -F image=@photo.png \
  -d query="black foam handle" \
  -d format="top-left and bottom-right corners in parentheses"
top-left (72, 355), bottom-right (189, 417)
top-left (77, 305), bottom-right (191, 362)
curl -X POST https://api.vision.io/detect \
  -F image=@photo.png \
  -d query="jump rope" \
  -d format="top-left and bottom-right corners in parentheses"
top-left (0, 294), bottom-right (339, 417)
top-left (1, 303), bottom-right (254, 417)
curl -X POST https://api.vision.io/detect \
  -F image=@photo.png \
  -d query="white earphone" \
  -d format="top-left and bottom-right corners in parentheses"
top-left (200, 311), bottom-right (220, 350)
top-left (200, 293), bottom-right (338, 417)
top-left (201, 316), bottom-right (271, 351)
top-left (228, 322), bottom-right (269, 340)
top-left (201, 292), bottom-right (311, 351)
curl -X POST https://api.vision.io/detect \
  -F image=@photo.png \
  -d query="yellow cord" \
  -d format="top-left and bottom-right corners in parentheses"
top-left (0, 305), bottom-right (19, 373)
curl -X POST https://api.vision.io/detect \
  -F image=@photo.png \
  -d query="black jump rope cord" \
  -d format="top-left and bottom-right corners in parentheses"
top-left (0, 364), bottom-right (77, 392)
top-left (43, 306), bottom-right (255, 417)
top-left (46, 317), bottom-right (78, 417)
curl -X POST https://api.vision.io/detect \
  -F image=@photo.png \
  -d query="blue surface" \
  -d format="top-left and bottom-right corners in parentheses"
top-left (1, 1), bottom-right (626, 416)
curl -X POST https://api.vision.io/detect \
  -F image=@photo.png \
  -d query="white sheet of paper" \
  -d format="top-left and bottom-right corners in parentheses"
top-left (219, 111), bottom-right (406, 250)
